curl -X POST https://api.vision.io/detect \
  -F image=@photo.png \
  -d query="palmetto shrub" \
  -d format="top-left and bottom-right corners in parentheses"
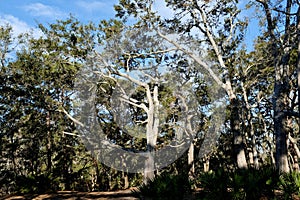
top-left (132, 173), bottom-right (191, 200)
top-left (231, 167), bottom-right (278, 200)
top-left (279, 172), bottom-right (300, 199)
top-left (197, 166), bottom-right (278, 200)
top-left (197, 168), bottom-right (231, 200)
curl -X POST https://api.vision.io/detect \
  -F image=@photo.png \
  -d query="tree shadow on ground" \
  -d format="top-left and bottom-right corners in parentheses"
top-left (1, 189), bottom-right (139, 200)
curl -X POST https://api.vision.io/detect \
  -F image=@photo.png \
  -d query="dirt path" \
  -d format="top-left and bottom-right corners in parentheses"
top-left (1, 189), bottom-right (140, 200)
top-left (3, 189), bottom-right (300, 199)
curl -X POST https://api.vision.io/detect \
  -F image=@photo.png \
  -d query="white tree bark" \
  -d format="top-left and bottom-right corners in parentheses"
top-left (156, 3), bottom-right (248, 168)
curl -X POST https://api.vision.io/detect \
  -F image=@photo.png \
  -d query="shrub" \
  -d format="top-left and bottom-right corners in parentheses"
top-left (197, 166), bottom-right (278, 200)
top-left (279, 172), bottom-right (300, 199)
top-left (15, 174), bottom-right (52, 194)
top-left (197, 168), bottom-right (231, 200)
top-left (231, 167), bottom-right (278, 200)
top-left (133, 173), bottom-right (191, 200)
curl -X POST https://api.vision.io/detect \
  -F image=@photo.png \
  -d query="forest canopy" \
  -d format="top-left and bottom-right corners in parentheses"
top-left (1, 0), bottom-right (300, 199)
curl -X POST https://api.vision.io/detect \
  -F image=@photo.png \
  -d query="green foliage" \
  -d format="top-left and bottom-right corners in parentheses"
top-left (15, 174), bottom-right (54, 194)
top-left (0, 17), bottom-right (102, 194)
top-left (197, 169), bottom-right (231, 200)
top-left (279, 172), bottom-right (300, 199)
top-left (133, 173), bottom-right (191, 200)
top-left (232, 167), bottom-right (278, 200)
top-left (2, 0), bottom-right (300, 197)
top-left (197, 167), bottom-right (279, 200)
top-left (99, 19), bottom-right (124, 40)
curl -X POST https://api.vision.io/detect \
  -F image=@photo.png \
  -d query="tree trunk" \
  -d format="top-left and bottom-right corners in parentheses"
top-left (289, 135), bottom-right (300, 171)
top-left (188, 142), bottom-right (195, 175)
top-left (273, 40), bottom-right (291, 173)
top-left (231, 98), bottom-right (248, 169)
top-left (144, 85), bottom-right (159, 183)
top-left (273, 48), bottom-right (290, 172)
top-left (157, 2), bottom-right (248, 169)
top-left (273, 102), bottom-right (289, 173)
top-left (93, 158), bottom-right (100, 191)
top-left (144, 151), bottom-right (154, 183)
top-left (273, 46), bottom-right (290, 173)
top-left (203, 156), bottom-right (210, 172)
top-left (293, 155), bottom-right (299, 171)
top-left (122, 171), bottom-right (129, 189)
top-left (46, 111), bottom-right (52, 172)
top-left (256, 0), bottom-right (292, 173)
top-left (242, 81), bottom-right (258, 168)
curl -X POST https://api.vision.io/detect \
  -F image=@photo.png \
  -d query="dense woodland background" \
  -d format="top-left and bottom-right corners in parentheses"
top-left (1, 0), bottom-right (300, 199)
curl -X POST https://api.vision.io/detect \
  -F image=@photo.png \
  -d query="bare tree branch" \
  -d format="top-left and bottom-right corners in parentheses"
top-left (156, 30), bottom-right (225, 89)
top-left (63, 131), bottom-right (80, 137)
top-left (119, 95), bottom-right (149, 112)
top-left (58, 107), bottom-right (84, 127)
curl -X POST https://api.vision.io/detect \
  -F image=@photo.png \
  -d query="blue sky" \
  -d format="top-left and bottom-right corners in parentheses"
top-left (0, 0), bottom-right (118, 36)
top-left (0, 0), bottom-right (259, 49)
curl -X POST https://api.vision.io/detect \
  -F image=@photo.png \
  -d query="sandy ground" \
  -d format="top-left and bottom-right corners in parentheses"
top-left (2, 189), bottom-right (300, 200)
top-left (0, 189), bottom-right (140, 200)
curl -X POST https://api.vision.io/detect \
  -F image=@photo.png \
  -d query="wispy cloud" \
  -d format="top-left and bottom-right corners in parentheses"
top-left (0, 15), bottom-right (37, 36)
top-left (0, 14), bottom-right (43, 55)
top-left (76, 1), bottom-right (107, 12)
top-left (23, 3), bottom-right (65, 18)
